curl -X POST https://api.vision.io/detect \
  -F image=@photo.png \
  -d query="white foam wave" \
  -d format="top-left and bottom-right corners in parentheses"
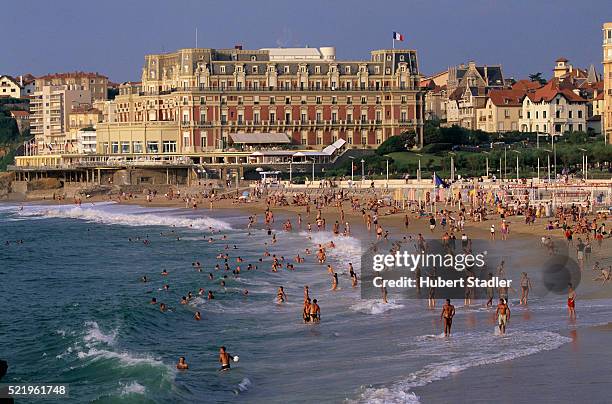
top-left (350, 299), bottom-right (404, 315)
top-left (354, 330), bottom-right (570, 403)
top-left (299, 231), bottom-right (362, 269)
top-left (83, 321), bottom-right (117, 346)
top-left (120, 381), bottom-right (146, 396)
top-left (17, 205), bottom-right (231, 231)
top-left (77, 347), bottom-right (168, 369)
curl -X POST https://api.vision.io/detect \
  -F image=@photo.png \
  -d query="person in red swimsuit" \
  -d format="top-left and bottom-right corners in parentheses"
top-left (567, 283), bottom-right (576, 320)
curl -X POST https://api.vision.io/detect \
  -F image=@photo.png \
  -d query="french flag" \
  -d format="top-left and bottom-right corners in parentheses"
top-left (393, 32), bottom-right (404, 41)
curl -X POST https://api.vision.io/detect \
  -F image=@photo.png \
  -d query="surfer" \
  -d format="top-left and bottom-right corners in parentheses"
top-left (441, 299), bottom-right (456, 337)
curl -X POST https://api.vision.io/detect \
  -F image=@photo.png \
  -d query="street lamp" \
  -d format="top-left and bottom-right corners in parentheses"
top-left (360, 158), bottom-right (365, 184)
top-left (578, 147), bottom-right (587, 180)
top-left (448, 151), bottom-right (456, 182)
top-left (415, 153), bottom-right (422, 182)
top-left (543, 149), bottom-right (552, 182)
top-left (512, 150), bottom-right (521, 180)
top-left (348, 156), bottom-right (355, 182)
top-left (311, 159), bottom-right (316, 184)
top-left (482, 151), bottom-right (490, 178)
top-left (385, 158), bottom-right (389, 188)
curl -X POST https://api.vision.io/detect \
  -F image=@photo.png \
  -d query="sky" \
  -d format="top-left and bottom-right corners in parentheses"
top-left (3, 0), bottom-right (610, 83)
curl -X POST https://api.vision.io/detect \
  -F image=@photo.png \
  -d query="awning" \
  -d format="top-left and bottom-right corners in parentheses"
top-left (230, 133), bottom-right (291, 144)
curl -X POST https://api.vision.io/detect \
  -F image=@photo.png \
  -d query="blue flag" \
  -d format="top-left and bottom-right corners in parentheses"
top-left (433, 172), bottom-right (448, 188)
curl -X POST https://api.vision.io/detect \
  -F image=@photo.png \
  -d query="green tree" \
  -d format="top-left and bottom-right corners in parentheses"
top-left (528, 72), bottom-right (547, 85)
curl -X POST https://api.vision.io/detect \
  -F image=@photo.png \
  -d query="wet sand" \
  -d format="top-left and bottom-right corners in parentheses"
top-left (413, 324), bottom-right (612, 403)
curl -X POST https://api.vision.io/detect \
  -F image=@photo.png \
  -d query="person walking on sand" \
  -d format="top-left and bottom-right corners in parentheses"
top-left (441, 299), bottom-right (456, 337)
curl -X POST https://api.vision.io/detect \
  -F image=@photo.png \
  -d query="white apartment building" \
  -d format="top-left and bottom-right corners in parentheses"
top-left (30, 85), bottom-right (92, 152)
top-left (519, 81), bottom-right (587, 135)
top-left (77, 128), bottom-right (97, 154)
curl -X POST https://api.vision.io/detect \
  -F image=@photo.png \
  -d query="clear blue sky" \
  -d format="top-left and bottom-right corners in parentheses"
top-left (3, 0), bottom-right (610, 82)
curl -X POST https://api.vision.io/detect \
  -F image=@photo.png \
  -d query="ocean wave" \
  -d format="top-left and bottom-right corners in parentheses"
top-left (298, 231), bottom-right (362, 270)
top-left (120, 381), bottom-right (146, 396)
top-left (353, 330), bottom-right (570, 403)
top-left (83, 321), bottom-right (117, 346)
top-left (349, 299), bottom-right (404, 315)
top-left (16, 205), bottom-right (231, 231)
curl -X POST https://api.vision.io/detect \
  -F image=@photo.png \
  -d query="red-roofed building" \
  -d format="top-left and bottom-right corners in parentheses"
top-left (476, 89), bottom-right (526, 132)
top-left (512, 80), bottom-right (542, 92)
top-left (519, 80), bottom-right (588, 135)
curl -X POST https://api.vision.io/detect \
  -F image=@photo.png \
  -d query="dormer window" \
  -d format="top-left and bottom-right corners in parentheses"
top-left (345, 66), bottom-right (351, 74)
top-left (284, 66), bottom-right (290, 73)
top-left (300, 66), bottom-right (306, 73)
top-left (251, 55), bottom-right (257, 61)
top-left (315, 66), bottom-right (321, 74)
top-left (399, 55), bottom-right (405, 61)
top-left (386, 55), bottom-right (392, 61)
top-left (252, 66), bottom-right (258, 74)
top-left (220, 65), bottom-right (226, 74)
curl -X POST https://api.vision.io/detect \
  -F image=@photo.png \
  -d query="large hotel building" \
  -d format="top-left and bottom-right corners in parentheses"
top-left (97, 45), bottom-right (424, 155)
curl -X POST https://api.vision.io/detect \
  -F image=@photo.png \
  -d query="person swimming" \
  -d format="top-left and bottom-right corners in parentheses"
top-left (176, 356), bottom-right (189, 370)
top-left (277, 286), bottom-right (287, 303)
top-left (194, 311), bottom-right (202, 321)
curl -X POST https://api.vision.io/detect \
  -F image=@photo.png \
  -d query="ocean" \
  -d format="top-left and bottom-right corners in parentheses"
top-left (1, 202), bottom-right (611, 403)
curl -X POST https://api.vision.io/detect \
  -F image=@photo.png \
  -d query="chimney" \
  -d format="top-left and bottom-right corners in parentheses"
top-left (19, 75), bottom-right (23, 86)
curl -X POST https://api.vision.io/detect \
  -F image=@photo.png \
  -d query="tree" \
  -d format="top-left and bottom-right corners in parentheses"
top-left (528, 72), bottom-right (547, 85)
top-left (376, 130), bottom-right (416, 155)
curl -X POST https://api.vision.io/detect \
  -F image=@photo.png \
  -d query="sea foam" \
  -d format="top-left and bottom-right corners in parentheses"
top-left (353, 330), bottom-right (570, 403)
top-left (16, 204), bottom-right (231, 231)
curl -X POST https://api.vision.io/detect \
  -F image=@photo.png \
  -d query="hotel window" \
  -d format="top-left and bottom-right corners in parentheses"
top-left (102, 142), bottom-right (109, 153)
top-left (316, 96), bottom-right (322, 104)
top-left (111, 142), bottom-right (119, 153)
top-left (270, 112), bottom-right (276, 122)
top-left (200, 111), bottom-right (207, 122)
top-left (543, 111), bottom-right (547, 118)
top-left (347, 96), bottom-right (352, 104)
top-left (316, 112), bottom-right (322, 123)
top-left (284, 66), bottom-right (290, 73)
top-left (220, 66), bottom-right (226, 74)
top-left (401, 95), bottom-right (407, 104)
top-left (578, 110), bottom-right (582, 118)
top-left (361, 130), bottom-right (367, 144)
top-left (400, 111), bottom-right (407, 122)
top-left (270, 96), bottom-right (275, 105)
top-left (254, 112), bottom-right (260, 124)
top-left (301, 113), bottom-right (307, 123)
top-left (147, 141), bottom-right (159, 153)
top-left (332, 112), bottom-right (337, 123)
top-left (201, 132), bottom-right (208, 148)
top-left (133, 141), bottom-right (143, 153)
top-left (498, 122), bottom-right (504, 131)
top-left (505, 109), bottom-right (510, 118)
top-left (332, 96), bottom-right (337, 104)
top-left (300, 66), bottom-right (306, 73)
top-left (301, 131), bottom-right (307, 145)
top-left (345, 66), bottom-right (351, 74)
top-left (252, 66), bottom-right (258, 74)
top-left (347, 134), bottom-right (353, 144)
top-left (332, 131), bottom-right (338, 142)
top-left (361, 96), bottom-right (367, 104)
top-left (183, 132), bottom-right (190, 147)
top-left (347, 113), bottom-right (352, 123)
top-left (375, 66), bottom-right (380, 74)
top-left (316, 132), bottom-right (322, 145)
top-left (162, 140), bottom-right (177, 153)
top-left (315, 66), bottom-right (321, 74)
top-left (251, 55), bottom-right (257, 61)
top-left (569, 111), bottom-right (573, 118)
top-left (121, 141), bottom-right (130, 153)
